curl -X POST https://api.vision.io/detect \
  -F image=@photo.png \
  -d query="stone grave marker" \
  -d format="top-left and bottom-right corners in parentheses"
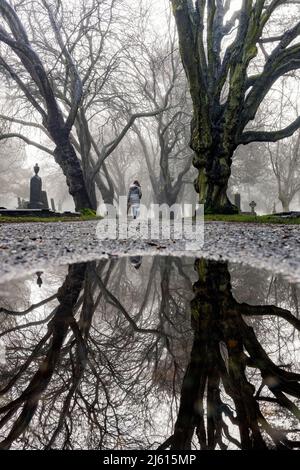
top-left (249, 200), bottom-right (257, 215)
top-left (234, 193), bottom-right (241, 212)
top-left (28, 163), bottom-right (43, 209)
top-left (41, 191), bottom-right (49, 209)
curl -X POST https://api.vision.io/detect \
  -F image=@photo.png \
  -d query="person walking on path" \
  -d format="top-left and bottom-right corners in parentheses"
top-left (127, 180), bottom-right (142, 219)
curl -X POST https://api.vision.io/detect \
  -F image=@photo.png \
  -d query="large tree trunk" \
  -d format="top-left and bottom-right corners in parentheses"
top-left (94, 173), bottom-right (114, 206)
top-left (192, 138), bottom-right (238, 214)
top-left (155, 187), bottom-right (178, 207)
top-left (54, 141), bottom-right (93, 212)
top-left (279, 195), bottom-right (290, 213)
top-left (171, 259), bottom-right (272, 450)
top-left (85, 174), bottom-right (98, 211)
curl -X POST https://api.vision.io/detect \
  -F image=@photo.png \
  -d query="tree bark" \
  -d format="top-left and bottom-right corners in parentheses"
top-left (279, 196), bottom-right (290, 213)
top-left (54, 140), bottom-right (92, 211)
top-left (193, 148), bottom-right (236, 214)
top-left (191, 114), bottom-right (238, 213)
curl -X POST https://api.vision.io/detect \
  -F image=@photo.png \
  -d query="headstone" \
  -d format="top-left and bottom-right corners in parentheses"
top-left (17, 198), bottom-right (28, 209)
top-left (234, 193), bottom-right (241, 212)
top-left (28, 163), bottom-right (43, 209)
top-left (51, 198), bottom-right (56, 212)
top-left (41, 191), bottom-right (49, 209)
top-left (249, 200), bottom-right (257, 215)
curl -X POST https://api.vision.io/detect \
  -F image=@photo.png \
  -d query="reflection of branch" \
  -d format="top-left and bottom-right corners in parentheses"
top-left (241, 320), bottom-right (300, 383)
top-left (0, 294), bottom-right (57, 316)
top-left (45, 320), bottom-right (88, 449)
top-left (94, 268), bottom-right (167, 337)
top-left (0, 309), bottom-right (56, 339)
top-left (241, 303), bottom-right (300, 331)
top-left (0, 264), bottom-right (86, 449)
top-left (168, 259), bottom-right (300, 450)
top-left (157, 435), bottom-right (174, 450)
top-left (0, 327), bottom-right (52, 418)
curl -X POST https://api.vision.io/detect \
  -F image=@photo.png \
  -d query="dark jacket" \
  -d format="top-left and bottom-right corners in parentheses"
top-left (127, 184), bottom-right (142, 205)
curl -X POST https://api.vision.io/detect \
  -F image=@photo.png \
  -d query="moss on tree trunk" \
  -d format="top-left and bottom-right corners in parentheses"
top-left (193, 152), bottom-right (238, 214)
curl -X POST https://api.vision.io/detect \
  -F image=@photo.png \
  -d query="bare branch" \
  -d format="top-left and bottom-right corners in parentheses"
top-left (0, 132), bottom-right (54, 154)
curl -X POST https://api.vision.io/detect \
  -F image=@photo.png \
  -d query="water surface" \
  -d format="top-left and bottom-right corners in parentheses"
top-left (0, 256), bottom-right (299, 450)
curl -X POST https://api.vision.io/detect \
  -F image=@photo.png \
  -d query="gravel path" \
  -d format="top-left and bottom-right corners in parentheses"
top-left (0, 220), bottom-right (299, 283)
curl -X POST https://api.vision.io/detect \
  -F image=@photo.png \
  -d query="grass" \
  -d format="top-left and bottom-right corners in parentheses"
top-left (0, 213), bottom-right (299, 225)
top-left (204, 214), bottom-right (300, 224)
top-left (0, 214), bottom-right (102, 224)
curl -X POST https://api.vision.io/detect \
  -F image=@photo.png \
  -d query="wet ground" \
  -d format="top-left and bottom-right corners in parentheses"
top-left (0, 220), bottom-right (300, 283)
top-left (0, 254), bottom-right (299, 450)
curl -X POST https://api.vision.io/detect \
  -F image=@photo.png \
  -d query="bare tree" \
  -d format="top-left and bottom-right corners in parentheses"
top-left (0, 0), bottom-right (93, 210)
top-left (267, 133), bottom-right (300, 211)
top-left (126, 24), bottom-right (193, 205)
top-left (266, 79), bottom-right (300, 211)
top-left (171, 0), bottom-right (300, 213)
top-left (0, 0), bottom-right (165, 209)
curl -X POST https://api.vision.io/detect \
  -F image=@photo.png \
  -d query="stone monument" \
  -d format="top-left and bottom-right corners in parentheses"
top-left (41, 190), bottom-right (49, 209)
top-left (28, 163), bottom-right (43, 209)
top-left (249, 200), bottom-right (257, 215)
top-left (234, 193), bottom-right (241, 212)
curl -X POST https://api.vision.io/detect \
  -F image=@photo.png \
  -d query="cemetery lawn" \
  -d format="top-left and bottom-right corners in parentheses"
top-left (0, 214), bottom-right (299, 225)
top-left (0, 215), bottom-right (102, 224)
top-left (205, 214), bottom-right (300, 224)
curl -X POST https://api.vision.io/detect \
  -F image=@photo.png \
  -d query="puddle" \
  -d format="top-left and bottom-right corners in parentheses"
top-left (0, 256), bottom-right (299, 450)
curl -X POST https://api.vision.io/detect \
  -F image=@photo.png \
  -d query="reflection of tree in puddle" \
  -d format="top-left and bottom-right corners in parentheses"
top-left (166, 260), bottom-right (300, 450)
top-left (0, 263), bottom-right (87, 449)
top-left (0, 258), bottom-right (192, 449)
top-left (0, 258), bottom-right (299, 450)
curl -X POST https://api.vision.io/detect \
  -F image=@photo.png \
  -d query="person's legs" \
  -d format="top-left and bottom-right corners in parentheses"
top-left (132, 204), bottom-right (140, 219)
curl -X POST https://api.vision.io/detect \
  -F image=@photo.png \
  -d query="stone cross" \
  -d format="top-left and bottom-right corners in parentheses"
top-left (249, 200), bottom-right (257, 215)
